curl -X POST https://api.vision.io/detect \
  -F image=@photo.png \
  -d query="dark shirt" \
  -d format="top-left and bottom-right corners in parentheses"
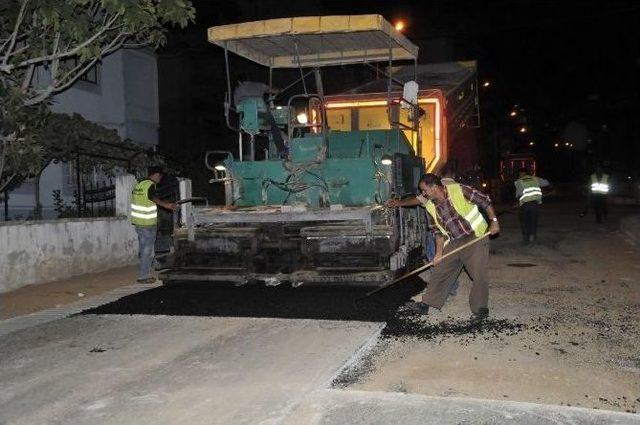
top-left (147, 185), bottom-right (157, 202)
top-left (418, 184), bottom-right (492, 240)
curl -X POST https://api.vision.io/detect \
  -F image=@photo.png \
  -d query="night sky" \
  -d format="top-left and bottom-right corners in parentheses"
top-left (157, 0), bottom-right (640, 194)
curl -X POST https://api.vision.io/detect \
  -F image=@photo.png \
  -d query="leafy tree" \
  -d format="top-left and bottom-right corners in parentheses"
top-left (0, 0), bottom-right (195, 193)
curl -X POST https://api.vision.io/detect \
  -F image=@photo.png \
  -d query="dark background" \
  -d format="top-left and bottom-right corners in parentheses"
top-left (157, 0), bottom-right (640, 199)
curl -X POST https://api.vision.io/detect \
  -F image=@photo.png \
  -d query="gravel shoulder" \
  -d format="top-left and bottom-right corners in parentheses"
top-left (338, 201), bottom-right (640, 414)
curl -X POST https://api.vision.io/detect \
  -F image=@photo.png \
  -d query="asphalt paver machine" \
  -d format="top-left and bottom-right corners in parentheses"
top-left (161, 15), bottom-right (429, 287)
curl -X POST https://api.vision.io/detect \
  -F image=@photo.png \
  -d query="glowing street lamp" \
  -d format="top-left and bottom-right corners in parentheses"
top-left (554, 143), bottom-right (559, 148)
top-left (482, 80), bottom-right (491, 88)
top-left (519, 126), bottom-right (527, 133)
top-left (394, 20), bottom-right (405, 31)
top-left (509, 110), bottom-right (517, 117)
top-left (529, 141), bottom-right (535, 146)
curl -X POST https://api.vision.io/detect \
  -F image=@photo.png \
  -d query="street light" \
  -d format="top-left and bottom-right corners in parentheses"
top-left (529, 141), bottom-right (535, 146)
top-left (394, 20), bottom-right (405, 31)
top-left (509, 110), bottom-right (517, 117)
top-left (482, 80), bottom-right (491, 88)
top-left (519, 126), bottom-right (527, 133)
top-left (554, 143), bottom-right (559, 148)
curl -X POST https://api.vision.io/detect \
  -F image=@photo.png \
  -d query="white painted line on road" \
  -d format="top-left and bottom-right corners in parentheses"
top-left (0, 282), bottom-right (162, 338)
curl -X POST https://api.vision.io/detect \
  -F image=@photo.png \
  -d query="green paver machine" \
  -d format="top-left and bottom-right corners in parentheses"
top-left (161, 15), bottom-right (429, 287)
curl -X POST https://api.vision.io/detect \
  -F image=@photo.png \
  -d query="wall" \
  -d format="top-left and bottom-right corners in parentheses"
top-left (52, 49), bottom-right (159, 144)
top-left (0, 175), bottom-right (141, 293)
top-left (0, 217), bottom-right (137, 293)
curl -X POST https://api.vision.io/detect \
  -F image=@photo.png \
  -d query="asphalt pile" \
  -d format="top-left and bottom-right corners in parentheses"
top-left (383, 313), bottom-right (526, 342)
top-left (81, 280), bottom-right (425, 322)
top-left (82, 280), bottom-right (526, 343)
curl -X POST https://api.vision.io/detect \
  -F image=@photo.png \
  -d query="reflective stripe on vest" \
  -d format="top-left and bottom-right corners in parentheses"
top-left (130, 179), bottom-right (157, 226)
top-left (516, 176), bottom-right (542, 205)
top-left (590, 174), bottom-right (609, 194)
top-left (424, 183), bottom-right (488, 245)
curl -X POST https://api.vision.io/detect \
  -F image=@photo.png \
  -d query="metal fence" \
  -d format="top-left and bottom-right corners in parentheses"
top-left (78, 178), bottom-right (116, 217)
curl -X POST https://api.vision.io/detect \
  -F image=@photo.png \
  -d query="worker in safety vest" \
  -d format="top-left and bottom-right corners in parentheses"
top-left (387, 173), bottom-right (500, 320)
top-left (130, 166), bottom-right (176, 283)
top-left (426, 163), bottom-right (460, 296)
top-left (514, 168), bottom-right (549, 245)
top-left (589, 166), bottom-right (610, 224)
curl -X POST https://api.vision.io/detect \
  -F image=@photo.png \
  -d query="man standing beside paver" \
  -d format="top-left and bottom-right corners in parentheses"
top-left (429, 163), bottom-right (460, 296)
top-left (130, 166), bottom-right (176, 283)
top-left (514, 168), bottom-right (550, 245)
top-left (387, 173), bottom-right (500, 319)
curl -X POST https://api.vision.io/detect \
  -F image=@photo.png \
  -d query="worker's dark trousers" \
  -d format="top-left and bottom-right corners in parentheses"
top-left (519, 201), bottom-right (539, 242)
top-left (592, 195), bottom-right (608, 223)
top-left (419, 235), bottom-right (489, 314)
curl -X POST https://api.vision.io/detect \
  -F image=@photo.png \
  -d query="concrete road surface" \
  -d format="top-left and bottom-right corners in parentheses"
top-left (284, 389), bottom-right (640, 425)
top-left (0, 314), bottom-right (382, 425)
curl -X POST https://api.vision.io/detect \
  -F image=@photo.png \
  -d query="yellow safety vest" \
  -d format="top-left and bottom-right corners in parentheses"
top-left (590, 173), bottom-right (609, 195)
top-left (424, 183), bottom-right (488, 245)
top-left (516, 175), bottom-right (542, 205)
top-left (130, 179), bottom-right (157, 226)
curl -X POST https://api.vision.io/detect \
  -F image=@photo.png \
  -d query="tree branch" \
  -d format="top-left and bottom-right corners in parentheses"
top-left (25, 56), bottom-right (99, 106)
top-left (21, 63), bottom-right (34, 91)
top-left (0, 133), bottom-right (20, 193)
top-left (0, 138), bottom-right (7, 185)
top-left (0, 172), bottom-right (18, 194)
top-left (103, 31), bottom-right (132, 56)
top-left (1, 11), bottom-right (123, 73)
top-left (1, 0), bottom-right (30, 65)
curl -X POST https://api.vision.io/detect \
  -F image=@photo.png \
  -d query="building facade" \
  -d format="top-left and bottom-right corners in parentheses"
top-left (5, 49), bottom-right (159, 220)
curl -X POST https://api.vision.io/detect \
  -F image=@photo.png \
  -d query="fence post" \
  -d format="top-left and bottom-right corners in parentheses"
top-left (76, 153), bottom-right (82, 217)
top-left (115, 174), bottom-right (138, 217)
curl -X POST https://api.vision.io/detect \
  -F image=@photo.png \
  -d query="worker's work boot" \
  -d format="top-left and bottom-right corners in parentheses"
top-left (470, 307), bottom-right (489, 321)
top-left (136, 277), bottom-right (157, 284)
top-left (404, 301), bottom-right (430, 315)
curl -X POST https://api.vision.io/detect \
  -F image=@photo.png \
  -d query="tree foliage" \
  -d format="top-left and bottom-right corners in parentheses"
top-left (0, 0), bottom-right (195, 193)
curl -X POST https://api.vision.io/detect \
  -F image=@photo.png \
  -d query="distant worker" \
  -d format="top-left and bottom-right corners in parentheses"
top-left (387, 173), bottom-right (500, 320)
top-left (233, 77), bottom-right (287, 156)
top-left (130, 166), bottom-right (176, 284)
top-left (588, 165), bottom-right (610, 224)
top-left (514, 168), bottom-right (550, 245)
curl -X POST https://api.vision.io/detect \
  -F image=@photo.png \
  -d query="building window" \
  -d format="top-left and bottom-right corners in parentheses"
top-left (73, 58), bottom-right (99, 84)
